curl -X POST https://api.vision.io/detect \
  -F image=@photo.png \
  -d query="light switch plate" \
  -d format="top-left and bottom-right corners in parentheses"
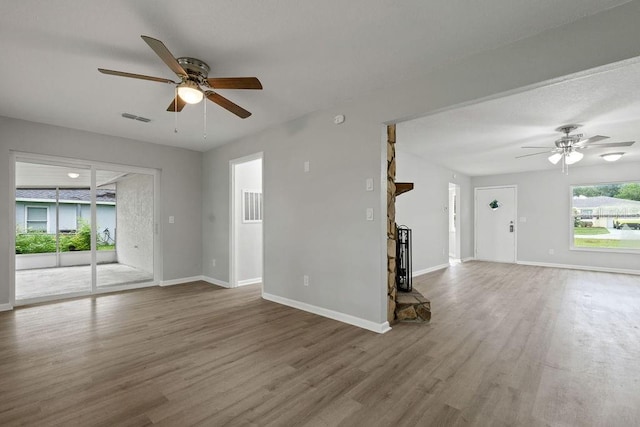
top-left (366, 178), bottom-right (374, 191)
top-left (366, 208), bottom-right (374, 221)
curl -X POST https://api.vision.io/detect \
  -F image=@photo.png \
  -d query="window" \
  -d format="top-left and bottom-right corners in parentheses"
top-left (571, 182), bottom-right (640, 251)
top-left (242, 190), bottom-right (263, 223)
top-left (26, 206), bottom-right (48, 232)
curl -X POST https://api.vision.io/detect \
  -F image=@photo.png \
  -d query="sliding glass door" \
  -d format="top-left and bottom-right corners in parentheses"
top-left (14, 156), bottom-right (158, 304)
top-left (96, 169), bottom-right (155, 289)
top-left (15, 162), bottom-right (93, 300)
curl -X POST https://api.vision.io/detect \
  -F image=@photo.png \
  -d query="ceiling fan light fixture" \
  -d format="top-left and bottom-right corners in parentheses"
top-left (67, 172), bottom-right (80, 179)
top-left (177, 80), bottom-right (203, 104)
top-left (548, 153), bottom-right (563, 165)
top-left (600, 152), bottom-right (624, 162)
top-left (565, 150), bottom-right (584, 165)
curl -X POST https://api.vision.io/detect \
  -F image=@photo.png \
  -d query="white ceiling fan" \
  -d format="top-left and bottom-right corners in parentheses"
top-left (517, 124), bottom-right (635, 173)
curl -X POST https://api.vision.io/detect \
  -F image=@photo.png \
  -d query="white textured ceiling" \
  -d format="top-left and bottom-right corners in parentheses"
top-left (0, 0), bottom-right (631, 151)
top-left (398, 60), bottom-right (640, 176)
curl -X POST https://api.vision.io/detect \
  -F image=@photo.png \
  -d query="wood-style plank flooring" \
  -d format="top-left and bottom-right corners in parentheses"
top-left (1, 262), bottom-right (639, 426)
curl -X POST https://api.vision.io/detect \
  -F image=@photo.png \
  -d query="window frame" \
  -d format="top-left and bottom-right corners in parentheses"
top-left (24, 205), bottom-right (49, 233)
top-left (569, 181), bottom-right (640, 254)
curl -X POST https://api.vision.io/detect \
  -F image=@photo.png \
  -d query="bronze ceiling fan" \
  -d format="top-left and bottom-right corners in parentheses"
top-left (99, 35), bottom-right (262, 118)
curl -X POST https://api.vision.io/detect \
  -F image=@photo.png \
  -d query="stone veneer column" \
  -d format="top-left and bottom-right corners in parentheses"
top-left (386, 124), bottom-right (397, 322)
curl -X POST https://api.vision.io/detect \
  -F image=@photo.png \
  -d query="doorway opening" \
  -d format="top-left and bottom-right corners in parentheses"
top-left (13, 154), bottom-right (159, 305)
top-left (448, 183), bottom-right (461, 263)
top-left (230, 153), bottom-right (263, 288)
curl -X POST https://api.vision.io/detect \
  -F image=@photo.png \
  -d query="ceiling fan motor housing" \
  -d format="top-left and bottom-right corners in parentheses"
top-left (554, 124), bottom-right (584, 148)
top-left (555, 136), bottom-right (579, 148)
top-left (177, 57), bottom-right (210, 84)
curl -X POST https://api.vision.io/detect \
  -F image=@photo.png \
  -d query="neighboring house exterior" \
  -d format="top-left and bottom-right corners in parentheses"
top-left (16, 188), bottom-right (116, 237)
top-left (572, 195), bottom-right (640, 228)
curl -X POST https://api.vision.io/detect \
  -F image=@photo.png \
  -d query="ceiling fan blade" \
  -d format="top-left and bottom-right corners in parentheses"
top-left (207, 77), bottom-right (263, 90)
top-left (582, 141), bottom-right (635, 148)
top-left (205, 91), bottom-right (251, 118)
top-left (98, 68), bottom-right (176, 84)
top-left (141, 35), bottom-right (187, 77)
top-left (166, 96), bottom-right (187, 112)
top-left (516, 150), bottom-right (553, 159)
top-left (575, 135), bottom-right (609, 146)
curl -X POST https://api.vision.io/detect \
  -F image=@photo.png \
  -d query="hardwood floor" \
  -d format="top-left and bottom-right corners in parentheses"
top-left (1, 262), bottom-right (639, 426)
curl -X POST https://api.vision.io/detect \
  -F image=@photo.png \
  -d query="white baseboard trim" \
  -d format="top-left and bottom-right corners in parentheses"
top-left (237, 277), bottom-right (262, 286)
top-left (162, 275), bottom-right (232, 288)
top-left (262, 292), bottom-right (391, 334)
top-left (0, 303), bottom-right (13, 312)
top-left (517, 260), bottom-right (640, 276)
top-left (201, 276), bottom-right (231, 288)
top-left (461, 257), bottom-right (475, 262)
top-left (160, 276), bottom-right (204, 287)
top-left (413, 263), bottom-right (449, 277)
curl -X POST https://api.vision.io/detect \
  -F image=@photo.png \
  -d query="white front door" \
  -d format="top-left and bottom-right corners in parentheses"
top-left (475, 186), bottom-right (516, 263)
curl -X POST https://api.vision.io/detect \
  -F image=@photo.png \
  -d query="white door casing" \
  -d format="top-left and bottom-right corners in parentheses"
top-left (449, 183), bottom-right (460, 260)
top-left (475, 186), bottom-right (517, 263)
top-left (229, 152), bottom-right (264, 288)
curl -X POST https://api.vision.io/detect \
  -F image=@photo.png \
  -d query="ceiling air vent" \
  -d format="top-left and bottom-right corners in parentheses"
top-left (121, 113), bottom-right (151, 123)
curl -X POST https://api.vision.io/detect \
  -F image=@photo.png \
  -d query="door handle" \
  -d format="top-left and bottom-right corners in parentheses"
top-left (509, 221), bottom-right (514, 233)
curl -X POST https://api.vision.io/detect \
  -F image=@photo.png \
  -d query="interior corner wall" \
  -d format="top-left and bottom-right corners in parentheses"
top-left (471, 161), bottom-right (640, 272)
top-left (0, 116), bottom-right (203, 305)
top-left (115, 174), bottom-right (154, 274)
top-left (395, 149), bottom-right (473, 273)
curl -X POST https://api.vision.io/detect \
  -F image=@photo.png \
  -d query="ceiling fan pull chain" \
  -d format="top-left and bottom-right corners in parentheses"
top-left (203, 96), bottom-right (207, 140)
top-left (174, 86), bottom-right (179, 133)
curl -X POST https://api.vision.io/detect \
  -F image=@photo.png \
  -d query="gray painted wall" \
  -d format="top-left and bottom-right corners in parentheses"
top-left (116, 174), bottom-right (154, 274)
top-left (0, 116), bottom-right (202, 305)
top-left (471, 161), bottom-right (640, 271)
top-left (395, 150), bottom-right (473, 273)
top-left (202, 111), bottom-right (386, 324)
top-left (202, 2), bottom-right (640, 327)
top-left (235, 158), bottom-right (262, 283)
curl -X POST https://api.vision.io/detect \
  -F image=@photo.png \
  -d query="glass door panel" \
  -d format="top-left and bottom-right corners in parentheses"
top-left (15, 161), bottom-right (92, 301)
top-left (96, 170), bottom-right (154, 288)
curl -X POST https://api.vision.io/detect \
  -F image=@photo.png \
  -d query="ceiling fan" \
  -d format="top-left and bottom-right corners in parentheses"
top-left (98, 35), bottom-right (262, 118)
top-left (517, 124), bottom-right (635, 172)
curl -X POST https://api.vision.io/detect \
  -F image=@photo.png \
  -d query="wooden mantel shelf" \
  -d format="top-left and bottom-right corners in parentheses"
top-left (395, 182), bottom-right (414, 197)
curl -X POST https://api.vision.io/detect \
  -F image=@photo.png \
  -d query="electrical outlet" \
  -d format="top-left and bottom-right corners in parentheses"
top-left (548, 249), bottom-right (555, 255)
top-left (169, 216), bottom-right (175, 224)
top-left (304, 161), bottom-right (310, 172)
top-left (303, 275), bottom-right (309, 286)
top-left (212, 259), bottom-right (216, 267)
